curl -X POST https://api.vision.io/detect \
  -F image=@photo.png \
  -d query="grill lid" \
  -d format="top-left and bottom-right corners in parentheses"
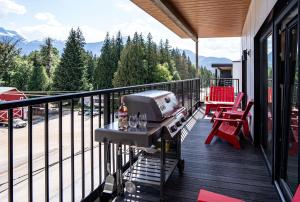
top-left (123, 90), bottom-right (180, 122)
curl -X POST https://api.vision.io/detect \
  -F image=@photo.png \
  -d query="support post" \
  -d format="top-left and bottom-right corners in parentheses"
top-left (196, 39), bottom-right (199, 71)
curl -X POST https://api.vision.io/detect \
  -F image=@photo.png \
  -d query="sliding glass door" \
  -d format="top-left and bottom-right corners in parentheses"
top-left (260, 31), bottom-right (273, 169)
top-left (280, 18), bottom-right (299, 195)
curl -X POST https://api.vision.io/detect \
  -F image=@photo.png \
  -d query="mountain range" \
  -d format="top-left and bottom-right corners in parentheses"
top-left (0, 27), bottom-right (232, 70)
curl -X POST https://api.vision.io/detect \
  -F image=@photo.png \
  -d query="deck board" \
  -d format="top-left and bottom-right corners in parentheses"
top-left (115, 111), bottom-right (280, 202)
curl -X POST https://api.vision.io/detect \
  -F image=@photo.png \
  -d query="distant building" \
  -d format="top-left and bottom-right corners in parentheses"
top-left (0, 87), bottom-right (27, 121)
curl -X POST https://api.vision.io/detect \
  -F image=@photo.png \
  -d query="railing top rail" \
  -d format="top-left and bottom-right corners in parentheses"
top-left (210, 78), bottom-right (239, 80)
top-left (0, 78), bottom-right (200, 110)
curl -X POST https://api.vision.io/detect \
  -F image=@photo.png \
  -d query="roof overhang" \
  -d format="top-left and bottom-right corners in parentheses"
top-left (212, 63), bottom-right (233, 71)
top-left (131, 0), bottom-right (251, 41)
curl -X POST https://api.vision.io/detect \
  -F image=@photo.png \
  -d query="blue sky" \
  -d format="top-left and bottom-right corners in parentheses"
top-left (0, 0), bottom-right (241, 60)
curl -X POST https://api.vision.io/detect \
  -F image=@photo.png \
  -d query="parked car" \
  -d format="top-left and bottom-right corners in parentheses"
top-left (84, 110), bottom-right (99, 116)
top-left (13, 118), bottom-right (27, 128)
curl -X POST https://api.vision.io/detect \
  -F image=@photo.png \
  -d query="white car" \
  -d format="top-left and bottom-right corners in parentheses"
top-left (13, 118), bottom-right (27, 128)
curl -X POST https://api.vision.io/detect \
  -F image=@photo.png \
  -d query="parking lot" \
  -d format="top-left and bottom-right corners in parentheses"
top-left (0, 110), bottom-right (105, 201)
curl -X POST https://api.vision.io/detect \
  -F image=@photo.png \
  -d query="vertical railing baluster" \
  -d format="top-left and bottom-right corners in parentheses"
top-left (104, 93), bottom-right (111, 125)
top-left (190, 80), bottom-right (193, 111)
top-left (112, 92), bottom-right (115, 122)
top-left (70, 99), bottom-right (75, 202)
top-left (111, 144), bottom-right (115, 172)
top-left (98, 94), bottom-right (102, 183)
top-left (90, 96), bottom-right (94, 191)
top-left (182, 81), bottom-right (184, 107)
top-left (8, 109), bottom-right (13, 202)
top-left (81, 97), bottom-right (85, 199)
top-left (58, 101), bottom-right (63, 202)
top-left (44, 103), bottom-right (49, 202)
top-left (28, 106), bottom-right (33, 202)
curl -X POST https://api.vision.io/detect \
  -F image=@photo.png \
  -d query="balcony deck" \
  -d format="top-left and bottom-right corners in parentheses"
top-left (118, 109), bottom-right (280, 202)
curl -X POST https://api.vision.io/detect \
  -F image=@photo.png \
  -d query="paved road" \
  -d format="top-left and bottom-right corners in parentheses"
top-left (0, 111), bottom-right (110, 202)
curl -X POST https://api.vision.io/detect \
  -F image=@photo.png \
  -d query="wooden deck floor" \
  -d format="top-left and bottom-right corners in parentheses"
top-left (117, 110), bottom-right (280, 202)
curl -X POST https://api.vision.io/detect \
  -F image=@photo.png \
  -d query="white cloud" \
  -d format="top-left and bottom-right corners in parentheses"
top-left (0, 0), bottom-right (26, 18)
top-left (80, 25), bottom-right (106, 42)
top-left (115, 0), bottom-right (135, 12)
top-left (34, 12), bottom-right (60, 26)
top-left (14, 12), bottom-right (105, 42)
top-left (198, 37), bottom-right (241, 60)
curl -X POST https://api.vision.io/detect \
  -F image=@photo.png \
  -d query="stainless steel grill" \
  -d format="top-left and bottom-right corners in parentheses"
top-left (95, 90), bottom-right (187, 201)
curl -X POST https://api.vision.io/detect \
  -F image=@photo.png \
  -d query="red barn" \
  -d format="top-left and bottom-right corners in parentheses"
top-left (0, 87), bottom-right (27, 122)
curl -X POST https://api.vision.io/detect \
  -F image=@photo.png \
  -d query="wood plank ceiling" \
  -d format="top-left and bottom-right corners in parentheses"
top-left (132, 0), bottom-right (251, 39)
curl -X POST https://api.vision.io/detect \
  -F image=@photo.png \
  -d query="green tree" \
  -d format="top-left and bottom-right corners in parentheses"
top-left (28, 66), bottom-right (49, 91)
top-left (94, 33), bottom-right (115, 89)
top-left (115, 31), bottom-right (123, 61)
top-left (40, 37), bottom-right (60, 76)
top-left (84, 51), bottom-right (96, 88)
top-left (10, 57), bottom-right (33, 90)
top-left (145, 33), bottom-right (158, 83)
top-left (52, 28), bottom-right (88, 91)
top-left (153, 63), bottom-right (173, 82)
top-left (27, 51), bottom-right (42, 68)
top-left (0, 38), bottom-right (21, 85)
top-left (113, 32), bottom-right (147, 87)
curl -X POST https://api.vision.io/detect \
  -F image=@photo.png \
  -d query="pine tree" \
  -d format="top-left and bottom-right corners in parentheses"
top-left (85, 51), bottom-right (96, 88)
top-left (113, 32), bottom-right (147, 87)
top-left (145, 33), bottom-right (158, 83)
top-left (94, 33), bottom-right (116, 89)
top-left (28, 66), bottom-right (49, 91)
top-left (27, 51), bottom-right (42, 68)
top-left (40, 37), bottom-right (60, 76)
top-left (115, 31), bottom-right (123, 60)
top-left (52, 28), bottom-right (88, 91)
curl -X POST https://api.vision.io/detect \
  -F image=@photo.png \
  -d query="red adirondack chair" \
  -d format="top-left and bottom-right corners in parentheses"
top-left (204, 86), bottom-right (235, 115)
top-left (197, 189), bottom-right (244, 202)
top-left (211, 92), bottom-right (244, 122)
top-left (198, 184), bottom-right (300, 202)
top-left (205, 100), bottom-right (254, 149)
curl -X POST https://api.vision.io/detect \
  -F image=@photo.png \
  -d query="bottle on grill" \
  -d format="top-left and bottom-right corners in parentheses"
top-left (118, 97), bottom-right (128, 130)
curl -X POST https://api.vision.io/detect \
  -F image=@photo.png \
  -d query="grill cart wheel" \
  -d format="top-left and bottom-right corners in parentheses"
top-left (177, 159), bottom-right (185, 175)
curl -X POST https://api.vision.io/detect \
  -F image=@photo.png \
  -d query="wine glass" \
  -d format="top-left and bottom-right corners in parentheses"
top-left (139, 113), bottom-right (147, 128)
top-left (129, 115), bottom-right (138, 128)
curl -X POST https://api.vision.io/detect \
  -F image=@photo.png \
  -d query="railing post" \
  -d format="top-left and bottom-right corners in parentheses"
top-left (58, 101), bottom-right (63, 202)
top-left (90, 96), bottom-right (94, 191)
top-left (8, 109), bottom-right (13, 202)
top-left (104, 93), bottom-right (111, 125)
top-left (44, 103), bottom-right (49, 202)
top-left (28, 106), bottom-right (33, 202)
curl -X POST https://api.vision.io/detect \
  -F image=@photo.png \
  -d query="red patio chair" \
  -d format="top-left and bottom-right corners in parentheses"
top-left (292, 185), bottom-right (300, 202)
top-left (211, 92), bottom-right (244, 122)
top-left (204, 86), bottom-right (235, 115)
top-left (205, 100), bottom-right (254, 149)
top-left (198, 185), bottom-right (300, 202)
top-left (197, 189), bottom-right (244, 202)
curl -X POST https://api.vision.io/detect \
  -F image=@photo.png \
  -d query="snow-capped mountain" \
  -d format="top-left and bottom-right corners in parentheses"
top-left (0, 27), bottom-right (103, 55)
top-left (0, 27), bottom-right (232, 69)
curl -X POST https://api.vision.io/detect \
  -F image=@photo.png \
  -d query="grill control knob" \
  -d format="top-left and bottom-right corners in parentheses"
top-left (176, 121), bottom-right (182, 127)
top-left (170, 125), bottom-right (177, 133)
top-left (181, 117), bottom-right (187, 122)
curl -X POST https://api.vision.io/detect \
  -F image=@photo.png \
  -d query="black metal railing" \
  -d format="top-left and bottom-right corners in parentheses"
top-left (0, 78), bottom-right (202, 202)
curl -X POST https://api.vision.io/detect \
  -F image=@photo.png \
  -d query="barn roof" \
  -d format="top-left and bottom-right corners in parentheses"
top-left (0, 87), bottom-right (16, 94)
